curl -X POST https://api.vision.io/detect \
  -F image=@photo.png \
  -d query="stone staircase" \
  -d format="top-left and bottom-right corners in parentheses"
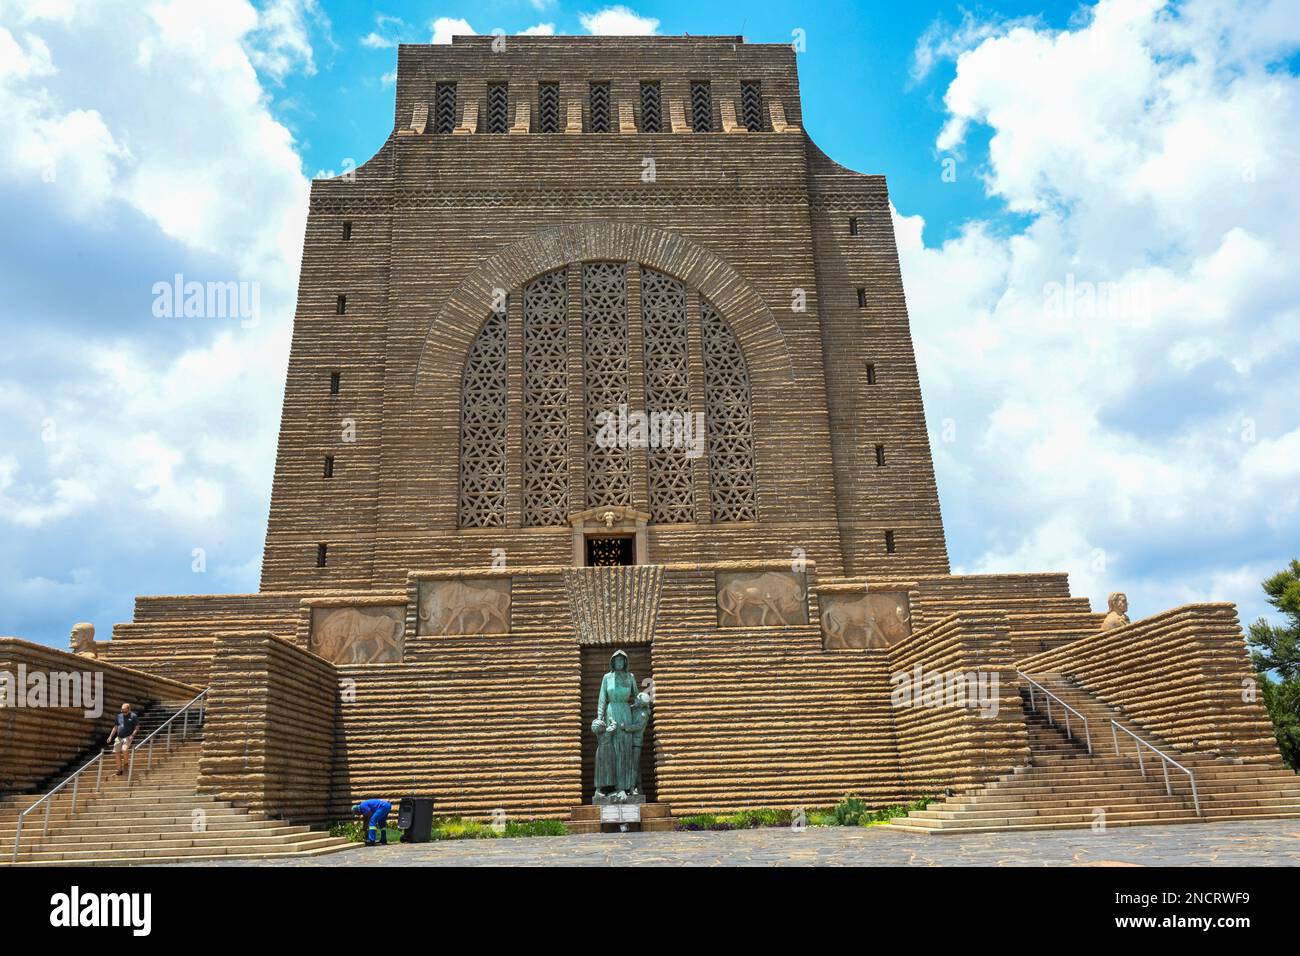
top-left (887, 675), bottom-right (1300, 834)
top-left (0, 701), bottom-right (352, 865)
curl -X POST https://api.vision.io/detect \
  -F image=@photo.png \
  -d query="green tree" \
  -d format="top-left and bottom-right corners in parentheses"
top-left (1247, 559), bottom-right (1300, 771)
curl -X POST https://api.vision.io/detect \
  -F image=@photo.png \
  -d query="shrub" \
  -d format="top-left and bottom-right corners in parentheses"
top-left (676, 813), bottom-right (719, 830)
top-left (859, 798), bottom-right (932, 826)
top-left (832, 795), bottom-right (869, 826)
top-left (431, 818), bottom-right (497, 840)
top-left (503, 819), bottom-right (568, 838)
top-left (329, 815), bottom-right (568, 842)
top-left (674, 799), bottom-right (933, 831)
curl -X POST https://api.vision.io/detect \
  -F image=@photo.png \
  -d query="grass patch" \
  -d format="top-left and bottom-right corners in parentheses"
top-left (675, 797), bottom-right (934, 831)
top-left (329, 816), bottom-right (568, 842)
top-left (329, 819), bottom-right (404, 844)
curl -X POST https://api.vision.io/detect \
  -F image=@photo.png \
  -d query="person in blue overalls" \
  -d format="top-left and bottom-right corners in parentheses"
top-left (352, 799), bottom-right (392, 846)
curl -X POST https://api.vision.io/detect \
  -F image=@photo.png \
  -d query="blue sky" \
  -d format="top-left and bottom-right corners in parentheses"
top-left (273, 0), bottom-right (1081, 243)
top-left (2, 0), bottom-right (1299, 648)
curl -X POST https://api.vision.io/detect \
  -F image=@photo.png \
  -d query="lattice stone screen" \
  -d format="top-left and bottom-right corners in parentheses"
top-left (641, 269), bottom-right (696, 523)
top-left (701, 300), bottom-right (758, 521)
top-left (537, 82), bottom-right (560, 133)
top-left (456, 263), bottom-right (757, 528)
top-left (589, 82), bottom-right (610, 132)
top-left (457, 310), bottom-right (508, 527)
top-left (690, 81), bottom-right (713, 132)
top-left (582, 262), bottom-right (632, 508)
top-left (522, 270), bottom-right (570, 526)
top-left (640, 82), bottom-right (661, 132)
top-left (487, 83), bottom-right (508, 134)
top-left (435, 82), bottom-right (457, 134)
top-left (740, 81), bottom-right (763, 133)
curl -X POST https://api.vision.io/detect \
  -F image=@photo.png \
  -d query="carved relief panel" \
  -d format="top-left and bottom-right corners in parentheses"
top-left (309, 606), bottom-right (406, 664)
top-left (418, 576), bottom-right (512, 636)
top-left (715, 570), bottom-right (808, 627)
top-left (820, 591), bottom-right (912, 650)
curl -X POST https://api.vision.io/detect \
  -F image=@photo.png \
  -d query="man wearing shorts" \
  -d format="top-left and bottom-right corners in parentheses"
top-left (107, 702), bottom-right (140, 775)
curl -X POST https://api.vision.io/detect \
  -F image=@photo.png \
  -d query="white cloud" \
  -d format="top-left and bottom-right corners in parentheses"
top-left (911, 9), bottom-right (1040, 84)
top-left (429, 17), bottom-right (474, 45)
top-left (360, 12), bottom-right (406, 49)
top-left (900, 0), bottom-right (1300, 619)
top-left (580, 6), bottom-right (659, 36)
top-left (520, 23), bottom-right (557, 37)
top-left (245, 0), bottom-right (329, 81)
top-left (0, 0), bottom-right (309, 642)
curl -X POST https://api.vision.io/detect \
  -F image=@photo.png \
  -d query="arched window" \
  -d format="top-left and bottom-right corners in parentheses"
top-left (456, 263), bottom-right (758, 529)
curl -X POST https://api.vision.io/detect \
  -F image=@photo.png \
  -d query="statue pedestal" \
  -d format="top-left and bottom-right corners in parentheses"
top-left (567, 802), bottom-right (674, 835)
top-left (592, 792), bottom-right (646, 806)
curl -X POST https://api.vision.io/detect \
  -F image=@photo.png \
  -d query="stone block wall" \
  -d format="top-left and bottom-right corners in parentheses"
top-left (101, 592), bottom-right (315, 685)
top-left (651, 625), bottom-right (909, 814)
top-left (332, 632), bottom-right (582, 820)
top-left (259, 35), bottom-right (949, 593)
top-left (807, 145), bottom-right (948, 577)
top-left (886, 611), bottom-right (1030, 796)
top-left (196, 631), bottom-right (338, 823)
top-left (1019, 603), bottom-right (1279, 761)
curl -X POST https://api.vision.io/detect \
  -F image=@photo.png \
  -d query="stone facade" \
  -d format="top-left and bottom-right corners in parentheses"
top-left (260, 34), bottom-right (947, 589)
top-left (26, 36), bottom-right (1282, 825)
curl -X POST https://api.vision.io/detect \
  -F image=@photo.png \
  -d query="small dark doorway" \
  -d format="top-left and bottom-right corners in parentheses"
top-left (585, 535), bottom-right (635, 566)
top-left (580, 644), bottom-right (656, 803)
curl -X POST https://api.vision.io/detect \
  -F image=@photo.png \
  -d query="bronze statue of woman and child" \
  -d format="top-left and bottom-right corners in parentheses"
top-left (590, 649), bottom-right (651, 804)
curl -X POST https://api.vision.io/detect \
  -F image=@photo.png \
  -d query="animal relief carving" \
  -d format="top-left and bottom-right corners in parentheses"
top-left (418, 577), bottom-right (512, 635)
top-left (310, 606), bottom-right (405, 664)
top-left (716, 571), bottom-right (808, 627)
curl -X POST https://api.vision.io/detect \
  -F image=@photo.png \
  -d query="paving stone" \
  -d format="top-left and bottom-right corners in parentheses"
top-left (158, 820), bottom-right (1300, 867)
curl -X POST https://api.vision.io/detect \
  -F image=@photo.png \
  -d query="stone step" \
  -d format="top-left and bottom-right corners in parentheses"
top-left (7, 836), bottom-right (350, 864)
top-left (14, 830), bottom-right (322, 853)
top-left (0, 805), bottom-right (245, 833)
top-left (0, 819), bottom-right (297, 839)
top-left (889, 808), bottom-right (1300, 835)
top-left (3, 841), bottom-right (355, 868)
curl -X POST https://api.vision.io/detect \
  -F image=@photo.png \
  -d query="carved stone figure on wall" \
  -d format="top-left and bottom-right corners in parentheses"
top-left (822, 591), bottom-right (912, 650)
top-left (69, 622), bottom-right (102, 659)
top-left (716, 571), bottom-right (807, 627)
top-left (1101, 592), bottom-right (1131, 631)
top-left (418, 577), bottom-right (511, 635)
top-left (591, 649), bottom-right (643, 804)
top-left (310, 607), bottom-right (404, 664)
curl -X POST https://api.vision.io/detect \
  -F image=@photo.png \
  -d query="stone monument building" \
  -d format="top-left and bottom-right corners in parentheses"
top-left (20, 36), bottom-right (1290, 837)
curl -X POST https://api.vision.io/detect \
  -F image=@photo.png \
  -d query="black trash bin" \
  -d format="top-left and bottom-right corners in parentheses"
top-left (398, 795), bottom-right (435, 842)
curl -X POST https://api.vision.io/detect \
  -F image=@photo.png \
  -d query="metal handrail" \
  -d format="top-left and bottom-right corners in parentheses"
top-left (1017, 672), bottom-right (1092, 754)
top-left (1110, 720), bottom-right (1201, 816)
top-left (10, 688), bottom-right (208, 863)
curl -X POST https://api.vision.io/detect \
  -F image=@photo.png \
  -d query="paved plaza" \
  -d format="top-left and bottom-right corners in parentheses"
top-left (166, 820), bottom-right (1300, 867)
